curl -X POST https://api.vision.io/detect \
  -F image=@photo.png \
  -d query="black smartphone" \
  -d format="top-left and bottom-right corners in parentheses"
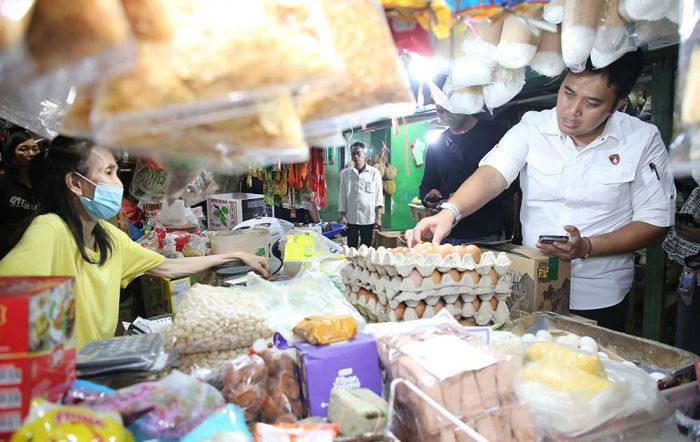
top-left (676, 213), bottom-right (697, 226)
top-left (538, 235), bottom-right (569, 244)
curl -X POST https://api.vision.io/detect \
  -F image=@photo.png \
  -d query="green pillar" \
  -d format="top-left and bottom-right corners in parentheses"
top-left (643, 59), bottom-right (675, 340)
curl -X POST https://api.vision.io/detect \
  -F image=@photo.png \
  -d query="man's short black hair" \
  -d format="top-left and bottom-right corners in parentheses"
top-left (350, 141), bottom-right (366, 151)
top-left (572, 49), bottom-right (645, 104)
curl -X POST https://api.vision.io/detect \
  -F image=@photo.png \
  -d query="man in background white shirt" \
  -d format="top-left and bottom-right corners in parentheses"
top-left (408, 49), bottom-right (675, 331)
top-left (339, 142), bottom-right (384, 248)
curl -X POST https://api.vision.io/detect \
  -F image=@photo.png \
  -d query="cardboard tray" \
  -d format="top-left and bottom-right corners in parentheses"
top-left (508, 311), bottom-right (698, 380)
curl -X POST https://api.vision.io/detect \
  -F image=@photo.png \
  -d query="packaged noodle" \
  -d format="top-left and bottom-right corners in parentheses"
top-left (296, 0), bottom-right (414, 138)
top-left (93, 0), bottom-right (342, 144)
top-left (11, 399), bottom-right (134, 442)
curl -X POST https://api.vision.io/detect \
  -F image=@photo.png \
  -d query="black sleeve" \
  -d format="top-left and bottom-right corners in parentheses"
top-left (419, 145), bottom-right (440, 199)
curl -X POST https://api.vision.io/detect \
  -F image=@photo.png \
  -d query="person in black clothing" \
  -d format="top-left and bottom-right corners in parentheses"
top-left (419, 106), bottom-right (518, 244)
top-left (0, 129), bottom-right (40, 258)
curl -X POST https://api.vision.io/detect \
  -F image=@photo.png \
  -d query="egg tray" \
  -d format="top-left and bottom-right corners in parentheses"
top-left (341, 266), bottom-right (513, 297)
top-left (346, 288), bottom-right (511, 326)
top-left (342, 245), bottom-right (511, 277)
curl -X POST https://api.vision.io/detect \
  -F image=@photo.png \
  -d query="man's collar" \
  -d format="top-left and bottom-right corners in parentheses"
top-left (354, 164), bottom-right (367, 174)
top-left (543, 107), bottom-right (622, 141)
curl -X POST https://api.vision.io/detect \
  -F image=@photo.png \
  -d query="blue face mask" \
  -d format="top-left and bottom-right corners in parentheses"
top-left (75, 172), bottom-right (123, 220)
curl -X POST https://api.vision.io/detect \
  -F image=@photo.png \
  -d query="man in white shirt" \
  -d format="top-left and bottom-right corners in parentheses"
top-left (339, 142), bottom-right (384, 248)
top-left (407, 50), bottom-right (675, 331)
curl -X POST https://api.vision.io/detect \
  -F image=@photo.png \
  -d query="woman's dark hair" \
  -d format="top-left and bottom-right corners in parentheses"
top-left (2, 129), bottom-right (33, 174)
top-left (578, 49), bottom-right (645, 104)
top-left (29, 135), bottom-right (114, 265)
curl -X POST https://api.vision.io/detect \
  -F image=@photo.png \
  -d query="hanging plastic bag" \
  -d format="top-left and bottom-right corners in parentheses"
top-left (483, 67), bottom-right (526, 113)
top-left (529, 25), bottom-right (565, 77)
top-left (561, 0), bottom-right (602, 72)
top-left (296, 0), bottom-right (415, 140)
top-left (93, 0), bottom-right (342, 144)
top-left (497, 8), bottom-right (543, 69)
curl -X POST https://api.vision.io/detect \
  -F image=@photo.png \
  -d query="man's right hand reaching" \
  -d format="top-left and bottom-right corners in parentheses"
top-left (406, 210), bottom-right (455, 247)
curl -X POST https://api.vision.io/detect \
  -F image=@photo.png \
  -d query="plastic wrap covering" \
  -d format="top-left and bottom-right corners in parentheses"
top-left (296, 0), bottom-right (414, 139)
top-left (93, 0), bottom-right (341, 144)
top-left (376, 321), bottom-right (536, 442)
top-left (166, 283), bottom-right (273, 355)
top-left (222, 350), bottom-right (305, 424)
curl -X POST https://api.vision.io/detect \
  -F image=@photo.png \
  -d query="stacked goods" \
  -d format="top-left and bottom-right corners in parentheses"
top-left (342, 244), bottom-right (513, 325)
top-left (376, 322), bottom-right (536, 442)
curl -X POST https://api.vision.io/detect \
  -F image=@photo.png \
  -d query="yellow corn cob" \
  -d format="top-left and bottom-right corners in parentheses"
top-left (520, 359), bottom-right (613, 393)
top-left (527, 342), bottom-right (606, 377)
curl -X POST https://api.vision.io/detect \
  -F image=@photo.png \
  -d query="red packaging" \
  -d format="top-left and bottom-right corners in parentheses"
top-left (0, 277), bottom-right (77, 440)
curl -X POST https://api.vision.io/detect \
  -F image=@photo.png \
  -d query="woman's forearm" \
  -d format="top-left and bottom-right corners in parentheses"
top-left (147, 254), bottom-right (233, 279)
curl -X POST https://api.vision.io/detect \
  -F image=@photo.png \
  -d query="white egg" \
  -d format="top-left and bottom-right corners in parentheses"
top-left (649, 372), bottom-right (666, 381)
top-left (536, 330), bottom-right (553, 342)
top-left (578, 336), bottom-right (598, 354)
top-left (622, 361), bottom-right (637, 368)
top-left (555, 334), bottom-right (579, 348)
top-left (597, 351), bottom-right (609, 360)
top-left (521, 333), bottom-right (536, 342)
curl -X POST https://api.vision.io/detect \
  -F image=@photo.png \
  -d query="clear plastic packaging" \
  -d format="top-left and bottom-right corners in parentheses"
top-left (293, 314), bottom-right (358, 345)
top-left (455, 19), bottom-right (504, 87)
top-left (77, 333), bottom-right (164, 377)
top-left (483, 66), bottom-right (526, 112)
top-left (497, 8), bottom-right (543, 69)
top-left (515, 344), bottom-right (673, 438)
top-left (166, 283), bottom-right (274, 355)
top-left (222, 350), bottom-right (305, 424)
top-left (93, 0), bottom-right (342, 144)
top-left (181, 404), bottom-right (253, 442)
top-left (561, 0), bottom-right (602, 72)
top-left (543, 0), bottom-right (564, 24)
top-left (87, 370), bottom-right (226, 440)
top-left (61, 85), bottom-right (95, 138)
top-left (0, 0), bottom-right (35, 79)
top-left (245, 263), bottom-right (366, 343)
top-left (529, 25), bottom-right (566, 77)
top-left (110, 90), bottom-right (309, 176)
top-left (618, 0), bottom-right (673, 21)
top-left (119, 0), bottom-right (173, 42)
top-left (594, 0), bottom-right (627, 53)
top-left (295, 0), bottom-right (415, 139)
top-left (180, 347), bottom-right (251, 389)
top-left (376, 322), bottom-right (535, 442)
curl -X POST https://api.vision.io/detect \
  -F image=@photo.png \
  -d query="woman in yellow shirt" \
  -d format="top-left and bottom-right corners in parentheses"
top-left (0, 136), bottom-right (269, 347)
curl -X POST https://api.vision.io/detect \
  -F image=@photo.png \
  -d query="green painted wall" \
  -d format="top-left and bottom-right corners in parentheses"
top-left (319, 147), bottom-right (343, 222)
top-left (387, 121), bottom-right (429, 231)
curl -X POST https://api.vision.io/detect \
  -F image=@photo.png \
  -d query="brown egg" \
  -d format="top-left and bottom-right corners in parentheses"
top-left (431, 271), bottom-right (442, 285)
top-left (490, 297), bottom-right (498, 310)
top-left (447, 269), bottom-right (462, 282)
top-left (415, 301), bottom-right (427, 318)
top-left (395, 303), bottom-right (406, 320)
top-left (367, 292), bottom-right (379, 303)
top-left (434, 300), bottom-right (446, 312)
top-left (466, 271), bottom-right (480, 284)
top-left (473, 298), bottom-right (482, 310)
top-left (440, 243), bottom-right (456, 255)
top-left (489, 269), bottom-right (498, 285)
top-left (464, 245), bottom-right (482, 263)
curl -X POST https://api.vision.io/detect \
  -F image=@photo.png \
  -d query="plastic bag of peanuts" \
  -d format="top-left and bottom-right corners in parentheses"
top-left (222, 349), bottom-right (305, 424)
top-left (166, 284), bottom-right (274, 355)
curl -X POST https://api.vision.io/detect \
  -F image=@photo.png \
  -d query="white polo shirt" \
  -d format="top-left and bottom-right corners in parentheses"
top-left (480, 108), bottom-right (675, 310)
top-left (339, 165), bottom-right (384, 225)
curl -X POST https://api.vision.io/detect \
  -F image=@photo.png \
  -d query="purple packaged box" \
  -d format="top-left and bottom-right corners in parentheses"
top-left (295, 332), bottom-right (382, 417)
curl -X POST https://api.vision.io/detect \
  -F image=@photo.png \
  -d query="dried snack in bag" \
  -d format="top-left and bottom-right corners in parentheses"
top-left (111, 90), bottom-right (308, 175)
top-left (180, 347), bottom-right (250, 389)
top-left (296, 0), bottom-right (415, 138)
top-left (293, 314), bottom-right (358, 345)
top-left (166, 284), bottom-right (273, 355)
top-left (120, 0), bottom-right (173, 42)
top-left (12, 399), bottom-right (134, 442)
top-left (0, 0), bottom-right (35, 79)
top-left (93, 0), bottom-right (341, 143)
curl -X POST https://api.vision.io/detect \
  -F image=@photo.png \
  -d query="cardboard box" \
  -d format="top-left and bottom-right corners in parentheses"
top-left (490, 245), bottom-right (571, 316)
top-left (295, 333), bottom-right (382, 418)
top-left (141, 275), bottom-right (192, 317)
top-left (207, 193), bottom-right (265, 231)
top-left (373, 231), bottom-right (403, 249)
top-left (0, 277), bottom-right (77, 438)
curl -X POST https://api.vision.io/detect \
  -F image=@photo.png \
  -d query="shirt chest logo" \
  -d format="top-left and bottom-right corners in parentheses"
top-left (609, 154), bottom-right (620, 165)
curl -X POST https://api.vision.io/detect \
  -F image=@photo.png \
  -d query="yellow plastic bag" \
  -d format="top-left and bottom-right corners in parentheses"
top-left (293, 315), bottom-right (358, 345)
top-left (12, 399), bottom-right (134, 442)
